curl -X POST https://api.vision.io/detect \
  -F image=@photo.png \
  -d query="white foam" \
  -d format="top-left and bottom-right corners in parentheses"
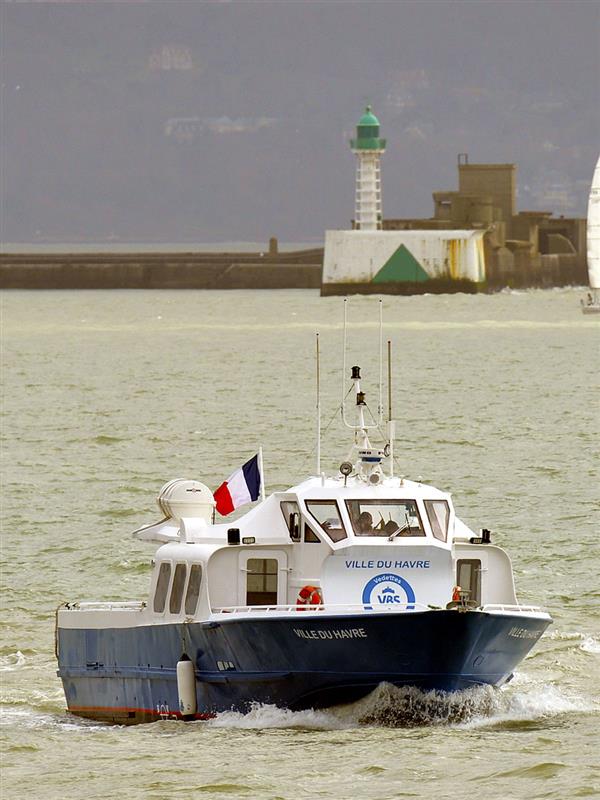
top-left (205, 679), bottom-right (597, 731)
top-left (207, 702), bottom-right (344, 731)
top-left (0, 651), bottom-right (26, 672)
top-left (499, 683), bottom-right (593, 718)
top-left (0, 704), bottom-right (111, 732)
top-left (580, 635), bottom-right (600, 654)
top-left (546, 630), bottom-right (600, 654)
top-left (547, 630), bottom-right (586, 641)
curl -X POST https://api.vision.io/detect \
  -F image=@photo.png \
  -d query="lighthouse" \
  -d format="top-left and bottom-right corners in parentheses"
top-left (350, 105), bottom-right (386, 231)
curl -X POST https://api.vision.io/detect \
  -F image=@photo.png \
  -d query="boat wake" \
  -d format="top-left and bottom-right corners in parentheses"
top-left (2, 675), bottom-right (595, 734)
top-left (208, 677), bottom-right (596, 731)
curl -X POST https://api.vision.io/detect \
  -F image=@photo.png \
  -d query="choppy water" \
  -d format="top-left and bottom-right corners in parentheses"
top-left (1, 288), bottom-right (599, 800)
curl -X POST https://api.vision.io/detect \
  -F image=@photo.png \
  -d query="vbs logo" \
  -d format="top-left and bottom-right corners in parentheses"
top-left (362, 573), bottom-right (416, 610)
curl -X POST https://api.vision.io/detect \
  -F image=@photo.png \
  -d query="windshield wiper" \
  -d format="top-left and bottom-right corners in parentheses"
top-left (388, 512), bottom-right (411, 541)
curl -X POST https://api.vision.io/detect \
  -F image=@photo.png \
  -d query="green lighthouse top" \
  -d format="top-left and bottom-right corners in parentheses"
top-left (351, 105), bottom-right (386, 151)
top-left (358, 105), bottom-right (380, 126)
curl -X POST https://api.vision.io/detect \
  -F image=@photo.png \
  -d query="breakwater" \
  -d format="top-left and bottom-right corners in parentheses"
top-left (0, 249), bottom-right (586, 291)
top-left (0, 249), bottom-right (323, 289)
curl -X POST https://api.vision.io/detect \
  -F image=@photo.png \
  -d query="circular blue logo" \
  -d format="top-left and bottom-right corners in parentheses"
top-left (362, 573), bottom-right (416, 610)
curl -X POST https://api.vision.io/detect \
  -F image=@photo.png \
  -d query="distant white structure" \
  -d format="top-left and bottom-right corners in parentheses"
top-left (587, 155), bottom-right (600, 291)
top-left (149, 45), bottom-right (193, 71)
top-left (350, 106), bottom-right (386, 231)
top-left (582, 154), bottom-right (600, 313)
top-left (322, 229), bottom-right (486, 293)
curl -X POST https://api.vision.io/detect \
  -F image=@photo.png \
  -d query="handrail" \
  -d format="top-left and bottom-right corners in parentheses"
top-left (480, 603), bottom-right (549, 614)
top-left (62, 601), bottom-right (147, 612)
top-left (211, 602), bottom-right (430, 615)
top-left (59, 600), bottom-right (549, 616)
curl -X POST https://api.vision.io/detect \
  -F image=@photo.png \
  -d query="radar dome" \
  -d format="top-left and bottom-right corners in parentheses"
top-left (157, 479), bottom-right (215, 522)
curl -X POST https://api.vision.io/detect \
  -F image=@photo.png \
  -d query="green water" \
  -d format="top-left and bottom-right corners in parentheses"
top-left (1, 289), bottom-right (598, 800)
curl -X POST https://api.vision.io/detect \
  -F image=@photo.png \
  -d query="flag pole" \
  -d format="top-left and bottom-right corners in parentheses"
top-left (316, 332), bottom-right (321, 476)
top-left (258, 446), bottom-right (266, 502)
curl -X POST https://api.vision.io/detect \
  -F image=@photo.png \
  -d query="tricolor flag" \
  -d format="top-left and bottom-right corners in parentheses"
top-left (213, 453), bottom-right (262, 516)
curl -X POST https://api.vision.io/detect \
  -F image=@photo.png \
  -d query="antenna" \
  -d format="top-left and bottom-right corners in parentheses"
top-left (316, 332), bottom-right (321, 475)
top-left (387, 339), bottom-right (392, 423)
top-left (388, 339), bottom-right (395, 478)
top-left (341, 298), bottom-right (348, 418)
top-left (341, 299), bottom-right (380, 433)
top-left (378, 299), bottom-right (383, 424)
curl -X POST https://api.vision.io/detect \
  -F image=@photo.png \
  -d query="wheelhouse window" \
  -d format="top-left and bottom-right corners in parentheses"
top-left (305, 500), bottom-right (347, 542)
top-left (345, 500), bottom-right (425, 537)
top-left (169, 563), bottom-right (187, 614)
top-left (153, 562), bottom-right (171, 613)
top-left (246, 558), bottom-right (278, 605)
top-left (304, 524), bottom-right (321, 543)
top-left (184, 564), bottom-right (203, 615)
top-left (425, 500), bottom-right (450, 542)
top-left (280, 501), bottom-right (301, 542)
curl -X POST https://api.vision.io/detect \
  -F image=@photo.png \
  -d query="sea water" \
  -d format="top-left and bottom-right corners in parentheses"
top-left (1, 288), bottom-right (598, 800)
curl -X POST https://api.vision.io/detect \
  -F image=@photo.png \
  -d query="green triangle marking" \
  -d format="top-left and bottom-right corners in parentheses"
top-left (373, 244), bottom-right (430, 283)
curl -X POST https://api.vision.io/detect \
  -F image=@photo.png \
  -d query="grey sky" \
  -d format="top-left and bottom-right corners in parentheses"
top-left (1, 0), bottom-right (598, 244)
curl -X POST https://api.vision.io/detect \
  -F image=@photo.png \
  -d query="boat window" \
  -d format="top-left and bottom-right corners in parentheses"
top-left (184, 564), bottom-right (203, 615)
top-left (169, 563), bottom-right (187, 614)
top-left (345, 500), bottom-right (425, 537)
top-left (456, 559), bottom-right (481, 606)
top-left (153, 562), bottom-right (171, 613)
top-left (304, 523), bottom-right (321, 543)
top-left (280, 501), bottom-right (301, 542)
top-left (424, 500), bottom-right (450, 542)
top-left (305, 501), bottom-right (347, 542)
top-left (246, 558), bottom-right (278, 605)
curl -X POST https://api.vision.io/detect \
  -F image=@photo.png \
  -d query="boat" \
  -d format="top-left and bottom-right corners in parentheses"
top-left (582, 154), bottom-right (600, 314)
top-left (56, 306), bottom-right (552, 724)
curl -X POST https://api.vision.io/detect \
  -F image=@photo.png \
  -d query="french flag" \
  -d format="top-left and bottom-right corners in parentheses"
top-left (213, 453), bottom-right (262, 516)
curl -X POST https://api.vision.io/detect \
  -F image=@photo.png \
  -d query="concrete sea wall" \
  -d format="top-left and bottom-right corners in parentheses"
top-left (0, 250), bottom-right (323, 290)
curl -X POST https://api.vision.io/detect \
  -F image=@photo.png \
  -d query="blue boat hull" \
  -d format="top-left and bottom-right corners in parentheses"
top-left (57, 610), bottom-right (550, 724)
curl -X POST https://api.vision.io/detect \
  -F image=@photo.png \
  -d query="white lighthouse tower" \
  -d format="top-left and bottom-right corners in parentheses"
top-left (350, 105), bottom-right (386, 230)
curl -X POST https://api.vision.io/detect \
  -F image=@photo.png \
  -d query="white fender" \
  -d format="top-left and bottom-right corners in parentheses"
top-left (176, 657), bottom-right (197, 717)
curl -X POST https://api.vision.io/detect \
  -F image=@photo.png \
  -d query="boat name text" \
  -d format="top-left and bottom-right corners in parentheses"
top-left (345, 559), bottom-right (430, 569)
top-left (508, 626), bottom-right (542, 640)
top-left (292, 627), bottom-right (367, 641)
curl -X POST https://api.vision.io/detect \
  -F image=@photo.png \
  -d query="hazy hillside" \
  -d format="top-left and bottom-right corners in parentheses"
top-left (1, 0), bottom-right (598, 243)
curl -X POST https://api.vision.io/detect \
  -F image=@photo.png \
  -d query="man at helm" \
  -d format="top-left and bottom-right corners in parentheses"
top-left (356, 511), bottom-right (374, 534)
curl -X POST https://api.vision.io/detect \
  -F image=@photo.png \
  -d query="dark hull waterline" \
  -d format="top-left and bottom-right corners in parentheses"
top-left (57, 609), bottom-right (550, 725)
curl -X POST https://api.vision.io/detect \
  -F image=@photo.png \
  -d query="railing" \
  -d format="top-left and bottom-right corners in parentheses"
top-left (211, 602), bottom-right (430, 616)
top-left (59, 600), bottom-right (549, 617)
top-left (480, 603), bottom-right (549, 615)
top-left (62, 601), bottom-right (146, 612)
